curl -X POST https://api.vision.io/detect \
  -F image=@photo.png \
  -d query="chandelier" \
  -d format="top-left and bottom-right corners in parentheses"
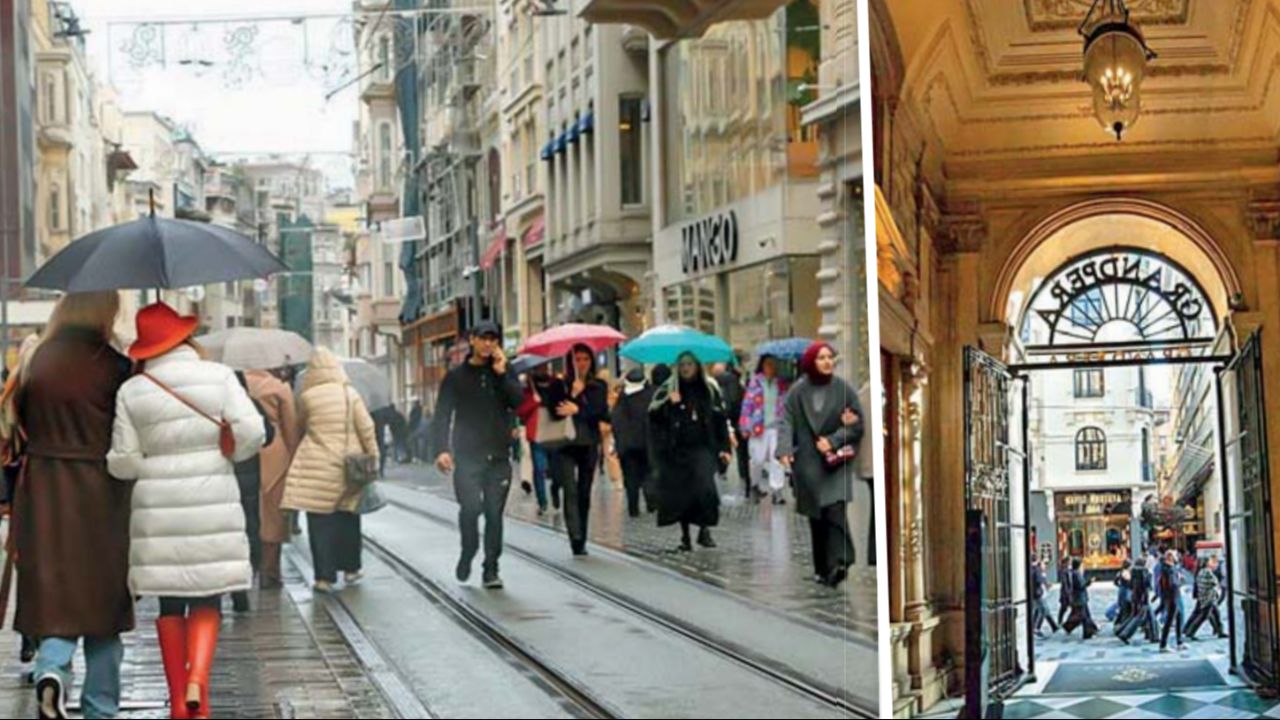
top-left (1078, 0), bottom-right (1156, 141)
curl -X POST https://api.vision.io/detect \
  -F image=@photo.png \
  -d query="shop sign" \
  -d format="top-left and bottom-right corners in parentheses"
top-left (680, 210), bottom-right (739, 275)
top-left (1056, 490), bottom-right (1132, 517)
top-left (1029, 344), bottom-right (1202, 365)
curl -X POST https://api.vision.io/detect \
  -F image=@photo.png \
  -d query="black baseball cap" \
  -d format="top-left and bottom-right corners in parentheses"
top-left (471, 320), bottom-right (502, 339)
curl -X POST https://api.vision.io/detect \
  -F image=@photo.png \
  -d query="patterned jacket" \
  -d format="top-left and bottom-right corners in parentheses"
top-left (738, 374), bottom-right (790, 437)
top-left (1196, 568), bottom-right (1221, 606)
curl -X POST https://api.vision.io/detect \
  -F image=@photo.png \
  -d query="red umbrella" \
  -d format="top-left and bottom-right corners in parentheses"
top-left (520, 323), bottom-right (627, 358)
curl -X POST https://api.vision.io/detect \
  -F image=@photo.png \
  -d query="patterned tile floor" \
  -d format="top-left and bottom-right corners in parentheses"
top-left (385, 460), bottom-right (879, 640)
top-left (922, 584), bottom-right (1262, 718)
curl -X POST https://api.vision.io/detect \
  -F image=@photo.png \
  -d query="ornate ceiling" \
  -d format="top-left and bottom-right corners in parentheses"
top-left (884, 0), bottom-right (1280, 170)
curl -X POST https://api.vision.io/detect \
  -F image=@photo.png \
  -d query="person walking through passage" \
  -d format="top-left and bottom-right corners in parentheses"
top-left (1157, 549), bottom-right (1187, 652)
top-left (611, 367), bottom-right (658, 517)
top-left (1184, 555), bottom-right (1227, 640)
top-left (1057, 556), bottom-right (1075, 629)
top-left (10, 293), bottom-right (134, 720)
top-left (777, 342), bottom-right (863, 588)
top-left (431, 321), bottom-right (523, 586)
top-left (1032, 559), bottom-right (1059, 637)
top-left (281, 348), bottom-right (379, 594)
top-left (542, 344), bottom-right (610, 556)
top-left (108, 302), bottom-right (267, 720)
top-left (245, 369), bottom-right (301, 590)
top-left (740, 355), bottom-right (790, 504)
top-left (1112, 560), bottom-right (1134, 628)
top-left (649, 352), bottom-right (731, 552)
top-left (1117, 556), bottom-right (1157, 645)
top-left (229, 370), bottom-right (276, 614)
top-left (1062, 558), bottom-right (1098, 639)
top-left (713, 361), bottom-right (750, 495)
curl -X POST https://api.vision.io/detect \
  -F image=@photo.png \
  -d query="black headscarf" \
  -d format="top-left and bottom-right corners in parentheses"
top-left (651, 363), bottom-right (672, 387)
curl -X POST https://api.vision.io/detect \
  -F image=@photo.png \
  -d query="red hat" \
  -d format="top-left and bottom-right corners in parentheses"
top-left (129, 302), bottom-right (199, 361)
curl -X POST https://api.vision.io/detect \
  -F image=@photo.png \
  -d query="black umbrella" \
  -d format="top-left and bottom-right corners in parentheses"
top-left (24, 215), bottom-right (288, 292)
top-left (511, 354), bottom-right (554, 375)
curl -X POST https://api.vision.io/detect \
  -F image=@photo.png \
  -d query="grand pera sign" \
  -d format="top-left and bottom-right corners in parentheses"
top-left (680, 210), bottom-right (740, 275)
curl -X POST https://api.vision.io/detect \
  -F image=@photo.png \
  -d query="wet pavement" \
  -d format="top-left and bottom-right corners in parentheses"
top-left (385, 460), bottom-right (877, 640)
top-left (0, 548), bottom-right (393, 719)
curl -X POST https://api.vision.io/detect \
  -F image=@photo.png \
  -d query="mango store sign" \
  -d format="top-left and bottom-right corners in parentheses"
top-left (681, 210), bottom-right (739, 275)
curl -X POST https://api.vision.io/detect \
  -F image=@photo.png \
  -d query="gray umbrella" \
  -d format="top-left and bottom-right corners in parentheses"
top-left (295, 357), bottom-right (392, 411)
top-left (196, 328), bottom-right (314, 370)
top-left (24, 215), bottom-right (287, 292)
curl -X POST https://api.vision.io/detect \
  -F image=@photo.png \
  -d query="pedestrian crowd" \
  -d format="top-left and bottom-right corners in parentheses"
top-left (429, 325), bottom-right (872, 591)
top-left (0, 293), bottom-right (382, 719)
top-left (1031, 546), bottom-right (1228, 655)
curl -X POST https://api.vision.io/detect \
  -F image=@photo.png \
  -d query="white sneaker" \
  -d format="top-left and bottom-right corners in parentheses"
top-left (343, 571), bottom-right (364, 585)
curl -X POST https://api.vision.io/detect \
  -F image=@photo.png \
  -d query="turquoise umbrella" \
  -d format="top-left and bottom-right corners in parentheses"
top-left (620, 324), bottom-right (735, 364)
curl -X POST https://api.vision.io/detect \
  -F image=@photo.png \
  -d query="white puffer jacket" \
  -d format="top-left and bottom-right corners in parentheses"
top-left (108, 345), bottom-right (267, 597)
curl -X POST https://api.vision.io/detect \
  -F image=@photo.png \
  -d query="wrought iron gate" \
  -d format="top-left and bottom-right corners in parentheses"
top-left (964, 347), bottom-right (1032, 716)
top-left (1218, 331), bottom-right (1280, 691)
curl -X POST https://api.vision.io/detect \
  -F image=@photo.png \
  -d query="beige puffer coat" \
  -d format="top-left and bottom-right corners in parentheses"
top-left (281, 349), bottom-right (379, 515)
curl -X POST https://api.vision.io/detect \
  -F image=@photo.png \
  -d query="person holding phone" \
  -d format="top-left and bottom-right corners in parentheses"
top-left (430, 321), bottom-right (523, 588)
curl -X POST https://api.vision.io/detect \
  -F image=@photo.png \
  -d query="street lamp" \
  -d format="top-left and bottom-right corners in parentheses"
top-left (1079, 0), bottom-right (1156, 141)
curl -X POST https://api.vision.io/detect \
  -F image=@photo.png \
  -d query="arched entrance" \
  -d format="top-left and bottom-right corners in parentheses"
top-left (961, 207), bottom-right (1279, 718)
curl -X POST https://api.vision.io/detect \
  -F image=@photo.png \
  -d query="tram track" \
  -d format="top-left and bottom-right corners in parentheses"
top-left (360, 534), bottom-right (621, 719)
top-left (378, 495), bottom-right (876, 719)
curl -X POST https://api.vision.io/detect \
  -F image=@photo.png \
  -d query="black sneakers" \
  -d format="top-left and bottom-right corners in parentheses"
top-left (697, 528), bottom-right (717, 548)
top-left (456, 556), bottom-right (473, 583)
top-left (482, 571), bottom-right (504, 589)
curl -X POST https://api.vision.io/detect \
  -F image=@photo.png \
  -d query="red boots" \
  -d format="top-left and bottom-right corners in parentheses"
top-left (185, 607), bottom-right (221, 719)
top-left (155, 617), bottom-right (190, 720)
top-left (157, 608), bottom-right (220, 719)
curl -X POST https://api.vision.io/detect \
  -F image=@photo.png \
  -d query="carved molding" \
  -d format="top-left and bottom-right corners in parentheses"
top-left (1249, 198), bottom-right (1280, 240)
top-left (1023, 0), bottom-right (1190, 32)
top-left (939, 210), bottom-right (988, 254)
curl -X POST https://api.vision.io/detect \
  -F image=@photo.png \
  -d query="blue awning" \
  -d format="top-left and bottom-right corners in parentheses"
top-left (541, 140), bottom-right (555, 161)
top-left (554, 132), bottom-right (567, 154)
top-left (577, 111), bottom-right (594, 135)
top-left (568, 123), bottom-right (581, 144)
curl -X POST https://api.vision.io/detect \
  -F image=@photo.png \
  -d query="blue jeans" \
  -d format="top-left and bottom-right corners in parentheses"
top-left (35, 636), bottom-right (123, 719)
top-left (531, 443), bottom-right (550, 509)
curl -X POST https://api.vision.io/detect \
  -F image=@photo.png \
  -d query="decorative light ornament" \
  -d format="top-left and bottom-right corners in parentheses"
top-left (1079, 0), bottom-right (1156, 140)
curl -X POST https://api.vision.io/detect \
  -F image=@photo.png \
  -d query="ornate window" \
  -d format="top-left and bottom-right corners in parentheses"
top-left (1076, 427), bottom-right (1107, 471)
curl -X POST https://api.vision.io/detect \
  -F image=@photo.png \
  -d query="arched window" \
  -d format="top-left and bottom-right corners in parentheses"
top-left (49, 184), bottom-right (60, 230)
top-left (1076, 427), bottom-right (1107, 471)
top-left (378, 122), bottom-right (392, 190)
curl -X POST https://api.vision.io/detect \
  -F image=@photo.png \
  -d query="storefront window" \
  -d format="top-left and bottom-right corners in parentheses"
top-left (662, 276), bottom-right (718, 335)
top-left (725, 256), bottom-right (820, 353)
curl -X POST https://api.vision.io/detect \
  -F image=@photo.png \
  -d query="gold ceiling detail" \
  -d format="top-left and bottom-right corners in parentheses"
top-left (1024, 0), bottom-right (1190, 31)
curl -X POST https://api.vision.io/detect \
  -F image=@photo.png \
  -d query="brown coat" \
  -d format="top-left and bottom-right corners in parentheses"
top-left (13, 327), bottom-right (134, 637)
top-left (246, 370), bottom-right (300, 543)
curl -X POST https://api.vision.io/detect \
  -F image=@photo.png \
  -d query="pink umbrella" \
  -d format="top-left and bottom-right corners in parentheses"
top-left (520, 323), bottom-right (627, 358)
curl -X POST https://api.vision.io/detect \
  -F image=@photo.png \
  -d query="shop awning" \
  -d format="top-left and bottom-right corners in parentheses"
top-left (522, 215), bottom-right (545, 248)
top-left (541, 139), bottom-right (555, 161)
top-left (554, 132), bottom-right (568, 154)
top-left (568, 122), bottom-right (581, 144)
top-left (479, 226), bottom-right (507, 270)
top-left (576, 111), bottom-right (594, 136)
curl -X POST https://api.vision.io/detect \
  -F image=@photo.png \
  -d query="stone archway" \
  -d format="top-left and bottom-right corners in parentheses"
top-left (990, 199), bottom-right (1243, 332)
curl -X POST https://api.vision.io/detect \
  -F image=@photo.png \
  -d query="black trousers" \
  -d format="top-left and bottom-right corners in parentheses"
top-left (307, 511), bottom-right (362, 583)
top-left (619, 449), bottom-right (653, 517)
top-left (454, 459), bottom-right (512, 572)
top-left (1064, 604), bottom-right (1098, 639)
top-left (1057, 592), bottom-right (1072, 627)
top-left (1117, 604), bottom-right (1156, 642)
top-left (1160, 600), bottom-right (1184, 648)
top-left (553, 445), bottom-right (597, 552)
top-left (1184, 601), bottom-right (1225, 638)
top-left (733, 431), bottom-right (751, 493)
top-left (237, 474), bottom-right (262, 572)
top-left (810, 502), bottom-right (854, 577)
top-left (159, 595), bottom-right (221, 617)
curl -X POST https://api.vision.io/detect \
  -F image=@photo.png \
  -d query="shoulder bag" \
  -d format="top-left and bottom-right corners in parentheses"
top-left (142, 372), bottom-right (235, 459)
top-left (342, 387), bottom-right (378, 491)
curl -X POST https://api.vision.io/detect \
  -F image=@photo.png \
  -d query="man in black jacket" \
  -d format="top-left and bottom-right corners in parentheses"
top-left (431, 321), bottom-right (523, 589)
top-left (611, 368), bottom-right (657, 517)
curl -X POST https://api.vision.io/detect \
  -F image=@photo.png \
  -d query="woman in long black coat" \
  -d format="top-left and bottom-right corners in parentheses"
top-left (776, 341), bottom-right (863, 588)
top-left (649, 353), bottom-right (731, 552)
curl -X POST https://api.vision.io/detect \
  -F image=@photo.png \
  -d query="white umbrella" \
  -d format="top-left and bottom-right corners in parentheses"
top-left (196, 328), bottom-right (314, 370)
